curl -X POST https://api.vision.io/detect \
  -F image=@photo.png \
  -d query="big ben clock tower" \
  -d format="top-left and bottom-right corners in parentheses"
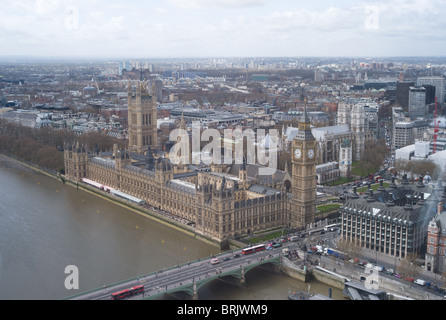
top-left (291, 100), bottom-right (317, 229)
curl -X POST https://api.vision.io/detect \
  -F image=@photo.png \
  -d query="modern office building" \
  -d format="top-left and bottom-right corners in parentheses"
top-left (393, 118), bottom-right (429, 149)
top-left (417, 76), bottom-right (445, 105)
top-left (396, 81), bottom-right (415, 111)
top-left (422, 84), bottom-right (436, 105)
top-left (340, 178), bottom-right (440, 259)
top-left (408, 86), bottom-right (427, 118)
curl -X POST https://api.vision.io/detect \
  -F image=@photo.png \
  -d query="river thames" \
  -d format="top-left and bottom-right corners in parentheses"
top-left (0, 155), bottom-right (343, 300)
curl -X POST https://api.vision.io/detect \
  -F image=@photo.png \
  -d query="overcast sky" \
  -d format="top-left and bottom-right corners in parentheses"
top-left (1, 0), bottom-right (445, 59)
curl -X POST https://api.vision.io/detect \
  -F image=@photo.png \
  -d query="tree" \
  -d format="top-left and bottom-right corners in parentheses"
top-left (355, 139), bottom-right (389, 177)
top-left (393, 158), bottom-right (439, 181)
top-left (336, 238), bottom-right (363, 266)
top-left (397, 253), bottom-right (419, 283)
top-left (0, 120), bottom-right (124, 173)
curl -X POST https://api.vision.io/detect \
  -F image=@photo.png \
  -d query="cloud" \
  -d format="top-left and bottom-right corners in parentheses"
top-left (167, 0), bottom-right (267, 9)
top-left (2, 0), bottom-right (446, 57)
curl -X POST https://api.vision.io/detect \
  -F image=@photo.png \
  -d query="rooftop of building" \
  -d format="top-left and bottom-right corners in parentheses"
top-left (285, 124), bottom-right (350, 141)
top-left (342, 179), bottom-right (442, 225)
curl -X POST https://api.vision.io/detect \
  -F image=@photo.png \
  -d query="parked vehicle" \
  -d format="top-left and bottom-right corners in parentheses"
top-left (374, 266), bottom-right (384, 272)
top-left (385, 268), bottom-right (394, 275)
top-left (414, 279), bottom-right (426, 286)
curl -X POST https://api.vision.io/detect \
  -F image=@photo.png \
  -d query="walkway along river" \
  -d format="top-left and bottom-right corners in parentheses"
top-left (0, 155), bottom-right (343, 300)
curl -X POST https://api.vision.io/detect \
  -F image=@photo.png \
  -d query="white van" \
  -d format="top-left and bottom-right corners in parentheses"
top-left (414, 279), bottom-right (426, 286)
top-left (374, 266), bottom-right (384, 272)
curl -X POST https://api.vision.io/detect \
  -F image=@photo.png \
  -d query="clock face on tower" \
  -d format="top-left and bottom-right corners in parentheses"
top-left (307, 148), bottom-right (314, 159)
top-left (294, 148), bottom-right (302, 159)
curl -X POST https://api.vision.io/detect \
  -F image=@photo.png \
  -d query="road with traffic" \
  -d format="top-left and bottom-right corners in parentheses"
top-left (67, 243), bottom-right (287, 300)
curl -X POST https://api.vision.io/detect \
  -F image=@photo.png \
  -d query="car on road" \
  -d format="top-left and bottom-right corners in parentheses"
top-left (210, 258), bottom-right (219, 265)
top-left (374, 266), bottom-right (384, 272)
top-left (385, 268), bottom-right (394, 275)
top-left (223, 257), bottom-right (231, 261)
top-left (233, 254), bottom-right (240, 258)
top-left (414, 279), bottom-right (426, 286)
top-left (394, 273), bottom-right (401, 278)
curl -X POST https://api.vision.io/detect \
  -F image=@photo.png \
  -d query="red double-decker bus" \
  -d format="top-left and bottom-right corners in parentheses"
top-left (111, 289), bottom-right (130, 300)
top-left (242, 244), bottom-right (266, 255)
top-left (129, 285), bottom-right (144, 295)
top-left (111, 285), bottom-right (144, 300)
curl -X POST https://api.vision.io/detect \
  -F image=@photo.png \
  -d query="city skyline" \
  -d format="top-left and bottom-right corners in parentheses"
top-left (1, 0), bottom-right (446, 59)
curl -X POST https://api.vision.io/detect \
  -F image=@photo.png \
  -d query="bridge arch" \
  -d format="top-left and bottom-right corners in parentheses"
top-left (146, 255), bottom-right (281, 300)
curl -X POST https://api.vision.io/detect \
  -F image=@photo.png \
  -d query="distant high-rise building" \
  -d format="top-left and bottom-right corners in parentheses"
top-left (408, 86), bottom-right (427, 118)
top-left (422, 84), bottom-right (436, 105)
top-left (396, 81), bottom-right (415, 111)
top-left (417, 76), bottom-right (444, 105)
top-left (314, 69), bottom-right (324, 82)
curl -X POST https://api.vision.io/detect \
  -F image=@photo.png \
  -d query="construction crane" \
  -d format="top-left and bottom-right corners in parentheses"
top-left (92, 75), bottom-right (103, 95)
top-left (433, 97), bottom-right (440, 154)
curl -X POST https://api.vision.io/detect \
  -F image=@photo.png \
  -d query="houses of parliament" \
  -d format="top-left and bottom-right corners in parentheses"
top-left (64, 80), bottom-right (317, 246)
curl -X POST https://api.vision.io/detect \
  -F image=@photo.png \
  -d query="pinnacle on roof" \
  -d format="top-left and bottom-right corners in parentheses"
top-left (303, 96), bottom-right (310, 123)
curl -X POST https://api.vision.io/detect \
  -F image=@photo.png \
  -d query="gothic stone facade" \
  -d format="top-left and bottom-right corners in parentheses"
top-left (65, 145), bottom-right (293, 242)
top-left (64, 82), bottom-right (316, 243)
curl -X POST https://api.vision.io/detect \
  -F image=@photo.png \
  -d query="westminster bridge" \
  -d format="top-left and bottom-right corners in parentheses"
top-left (65, 246), bottom-right (286, 300)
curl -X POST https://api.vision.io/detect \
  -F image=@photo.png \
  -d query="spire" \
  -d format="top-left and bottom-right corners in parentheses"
top-left (151, 79), bottom-right (157, 99)
top-left (303, 96), bottom-right (310, 123)
top-left (295, 95), bottom-right (314, 141)
top-left (242, 156), bottom-right (247, 171)
top-left (221, 176), bottom-right (226, 191)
